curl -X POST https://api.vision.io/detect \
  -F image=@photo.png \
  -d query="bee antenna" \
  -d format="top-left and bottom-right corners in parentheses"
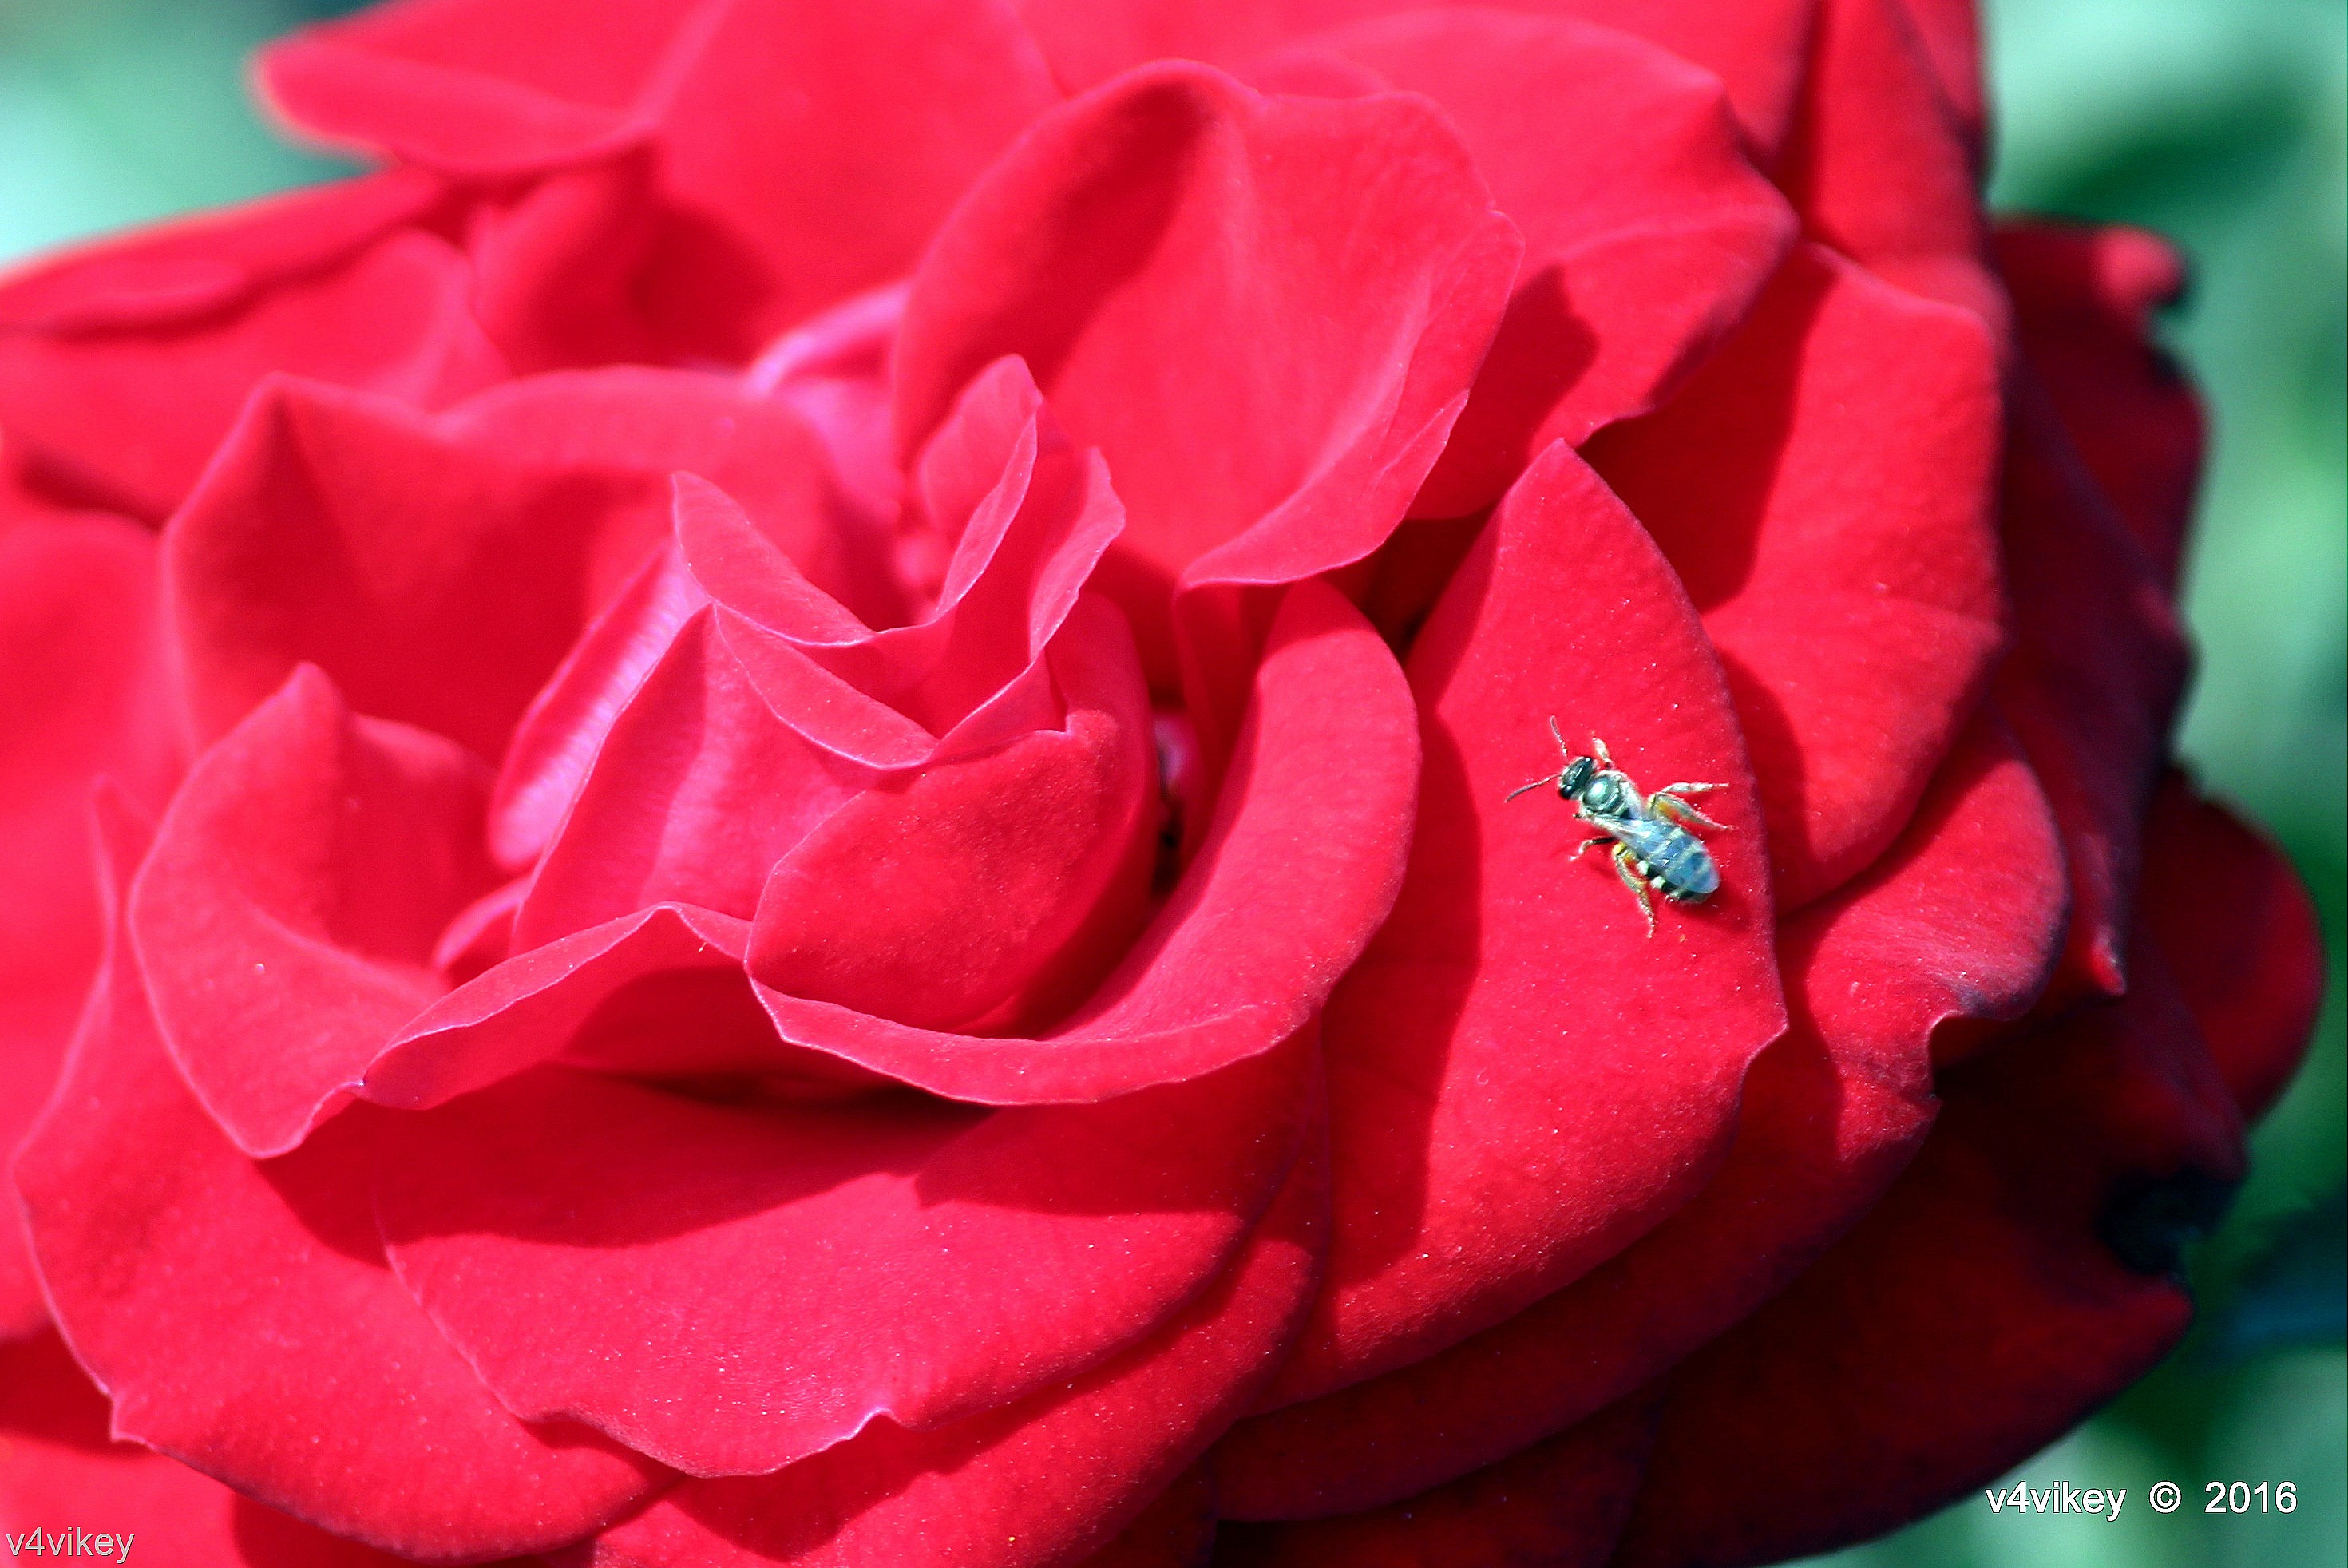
top-left (1506, 774), bottom-right (1556, 802)
top-left (1546, 715), bottom-right (1568, 755)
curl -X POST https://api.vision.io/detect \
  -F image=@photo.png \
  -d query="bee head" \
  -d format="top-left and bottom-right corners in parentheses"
top-left (1558, 756), bottom-right (1597, 800)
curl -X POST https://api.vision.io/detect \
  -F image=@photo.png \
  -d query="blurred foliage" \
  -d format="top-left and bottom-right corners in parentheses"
top-left (0, 2), bottom-right (2340, 1566)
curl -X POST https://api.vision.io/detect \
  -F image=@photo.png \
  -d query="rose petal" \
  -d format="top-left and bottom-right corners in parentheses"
top-left (747, 596), bottom-right (1157, 1034)
top-left (262, 0), bottom-right (1060, 359)
top-left (1279, 9), bottom-right (1793, 513)
top-left (128, 666), bottom-right (496, 1158)
top-left (893, 61), bottom-right (1518, 752)
top-left (0, 519), bottom-right (177, 1335)
top-left (745, 580), bottom-right (1418, 1103)
top-left (514, 610), bottom-right (875, 948)
top-left (1269, 441), bottom-right (1785, 1406)
top-left (374, 1028), bottom-right (1313, 1478)
top-left (1779, 0), bottom-right (2001, 327)
top-left (166, 378), bottom-right (671, 758)
top-left (14, 805), bottom-right (670, 1561)
top-left (2140, 776), bottom-right (2326, 1122)
top-left (1073, 1467), bottom-right (1218, 1568)
top-left (1214, 1389), bottom-right (1659, 1566)
top-left (692, 360), bottom-right (1126, 768)
top-left (1994, 374), bottom-right (2189, 1005)
top-left (582, 1115), bottom-right (1324, 1567)
top-left (1214, 711), bottom-right (2062, 1515)
top-left (1610, 945), bottom-right (2243, 1568)
top-left (1998, 220), bottom-right (2203, 593)
top-left (1013, 1), bottom-right (1817, 155)
top-left (0, 1331), bottom-right (424, 1566)
top-left (1589, 242), bottom-right (2004, 909)
top-left (0, 186), bottom-right (500, 524)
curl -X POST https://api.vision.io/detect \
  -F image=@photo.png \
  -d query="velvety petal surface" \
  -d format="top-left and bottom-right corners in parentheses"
top-left (15, 806), bottom-right (669, 1562)
top-left (1014, 1), bottom-right (1819, 155)
top-left (377, 1025), bottom-right (1311, 1479)
top-left (0, 176), bottom-right (497, 523)
top-left (893, 61), bottom-right (1518, 748)
top-left (1215, 713), bottom-right (2063, 1515)
top-left (1214, 1388), bottom-right (1658, 1567)
top-left (2139, 776), bottom-right (2325, 1122)
top-left (127, 666), bottom-right (497, 1158)
top-left (1277, 9), bottom-right (1792, 513)
top-left (582, 1126), bottom-right (1325, 1568)
top-left (744, 580), bottom-right (1418, 1103)
top-left (0, 1331), bottom-right (424, 1567)
top-left (1589, 242), bottom-right (2003, 909)
top-left (1779, 0), bottom-right (1999, 327)
top-left (1998, 220), bottom-right (2203, 592)
top-left (1992, 374), bottom-right (2189, 1008)
top-left (263, 0), bottom-right (1061, 359)
top-left (0, 518), bottom-right (177, 1335)
top-left (1610, 948), bottom-right (2244, 1568)
top-left (1269, 441), bottom-right (1784, 1407)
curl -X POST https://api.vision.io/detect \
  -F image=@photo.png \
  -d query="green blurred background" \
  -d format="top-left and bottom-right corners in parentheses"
top-left (1, 1), bottom-right (2339, 1562)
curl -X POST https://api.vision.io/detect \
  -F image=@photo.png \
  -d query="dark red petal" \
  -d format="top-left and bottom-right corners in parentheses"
top-left (1078, 1467), bottom-right (1218, 1568)
top-left (694, 360), bottom-right (1126, 767)
top-left (1994, 371), bottom-right (2188, 1007)
top-left (378, 1030), bottom-right (1313, 1479)
top-left (893, 61), bottom-right (1518, 743)
top-left (263, 0), bottom-right (1059, 358)
top-left (1213, 1389), bottom-right (1658, 1567)
top-left (15, 807), bottom-right (668, 1561)
top-left (0, 519), bottom-right (177, 1335)
top-left (583, 1119), bottom-right (1324, 1567)
top-left (0, 1331), bottom-right (425, 1566)
top-left (1590, 242), bottom-right (2003, 909)
top-left (166, 378), bottom-right (668, 758)
top-left (1271, 441), bottom-right (1785, 1406)
top-left (1610, 947), bottom-right (2243, 1568)
top-left (746, 598), bottom-right (1156, 1034)
top-left (1997, 220), bottom-right (2203, 593)
top-left (515, 611), bottom-right (875, 945)
top-left (1218, 713), bottom-right (2062, 1516)
top-left (1285, 10), bottom-right (1792, 513)
top-left (1014, 1), bottom-right (1816, 156)
top-left (746, 580), bottom-right (1418, 1103)
top-left (0, 187), bottom-right (498, 524)
top-left (1778, 0), bottom-right (2000, 327)
top-left (128, 666), bottom-right (496, 1158)
top-left (2140, 776), bottom-right (2326, 1122)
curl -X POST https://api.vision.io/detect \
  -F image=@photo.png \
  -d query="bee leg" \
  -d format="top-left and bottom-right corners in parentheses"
top-left (1611, 842), bottom-right (1657, 938)
top-left (1650, 791), bottom-right (1730, 832)
top-left (1569, 834), bottom-right (1611, 860)
top-left (1591, 735), bottom-right (1615, 770)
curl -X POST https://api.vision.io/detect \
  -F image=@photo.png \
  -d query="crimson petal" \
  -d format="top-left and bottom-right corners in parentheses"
top-left (128, 666), bottom-right (496, 1158)
top-left (893, 61), bottom-right (1518, 754)
top-left (1610, 946), bottom-right (2243, 1568)
top-left (1214, 711), bottom-right (2062, 1515)
top-left (375, 1032), bottom-right (1313, 1479)
top-left (1268, 441), bottom-right (1784, 1406)
top-left (1285, 9), bottom-right (1793, 513)
top-left (1590, 242), bottom-right (2003, 910)
top-left (744, 580), bottom-right (1418, 1103)
top-left (14, 806), bottom-right (669, 1562)
top-left (581, 1119), bottom-right (1325, 1567)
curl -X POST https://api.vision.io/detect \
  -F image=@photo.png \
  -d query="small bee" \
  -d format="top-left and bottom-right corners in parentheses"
top-left (1507, 719), bottom-right (1726, 937)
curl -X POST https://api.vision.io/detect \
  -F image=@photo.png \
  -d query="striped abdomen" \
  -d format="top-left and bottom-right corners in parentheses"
top-left (1611, 816), bottom-right (1720, 901)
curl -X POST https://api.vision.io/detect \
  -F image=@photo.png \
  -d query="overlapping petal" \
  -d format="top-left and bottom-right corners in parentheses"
top-left (893, 61), bottom-right (1519, 756)
top-left (1590, 242), bottom-right (2004, 908)
top-left (0, 518), bottom-right (177, 1334)
top-left (1214, 711), bottom-right (2062, 1515)
top-left (1610, 946), bottom-right (2243, 1568)
top-left (15, 803), bottom-right (670, 1562)
top-left (262, 0), bottom-right (1061, 358)
top-left (1267, 441), bottom-right (1784, 1406)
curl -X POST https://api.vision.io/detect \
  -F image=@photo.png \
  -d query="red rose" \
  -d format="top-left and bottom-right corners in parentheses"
top-left (0, 2), bottom-right (2323, 1564)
